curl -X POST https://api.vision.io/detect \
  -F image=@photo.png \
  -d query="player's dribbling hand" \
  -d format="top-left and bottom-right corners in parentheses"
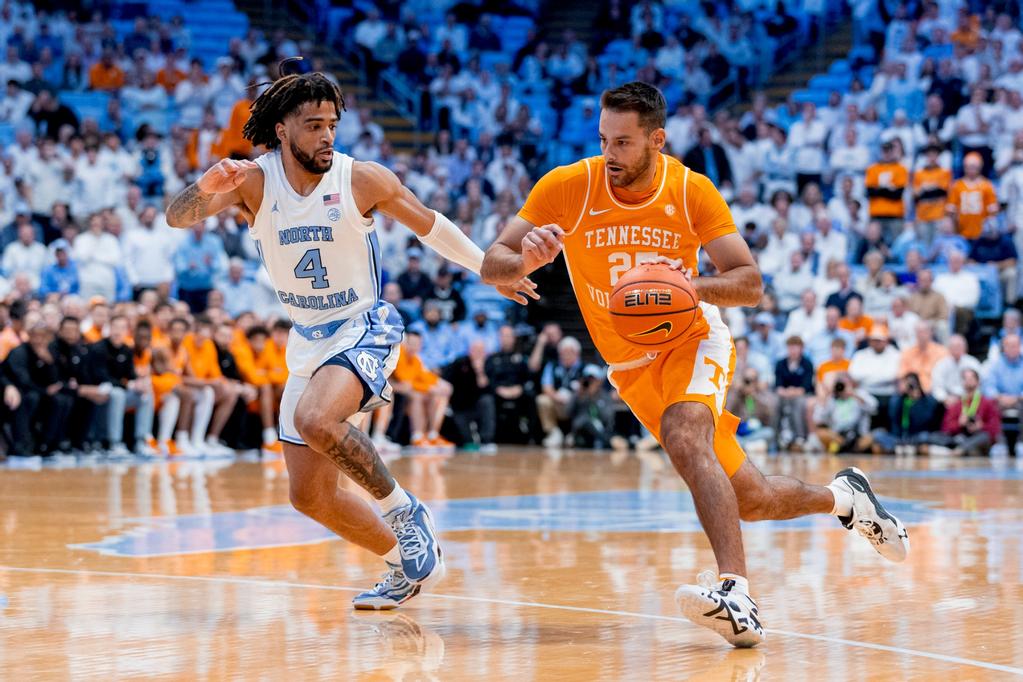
top-left (496, 276), bottom-right (540, 305)
top-left (521, 224), bottom-right (564, 272)
top-left (652, 256), bottom-right (693, 280)
top-left (197, 158), bottom-right (259, 194)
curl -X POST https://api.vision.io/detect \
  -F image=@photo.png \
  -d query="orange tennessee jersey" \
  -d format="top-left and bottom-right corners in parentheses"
top-left (947, 177), bottom-right (999, 239)
top-left (518, 154), bottom-right (736, 364)
top-left (183, 336), bottom-right (222, 380)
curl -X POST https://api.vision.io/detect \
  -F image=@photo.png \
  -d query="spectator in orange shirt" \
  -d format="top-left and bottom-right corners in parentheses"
top-left (897, 321), bottom-right (948, 393)
top-left (838, 297), bottom-right (874, 345)
top-left (912, 143), bottom-right (952, 247)
top-left (82, 301), bottom-right (110, 343)
top-left (212, 79), bottom-right (257, 160)
top-left (947, 152), bottom-right (999, 240)
top-left (150, 301), bottom-right (174, 348)
top-left (865, 140), bottom-right (908, 242)
top-left (392, 330), bottom-right (454, 449)
top-left (156, 49), bottom-right (188, 92)
top-left (816, 337), bottom-right (850, 393)
top-left (0, 301), bottom-right (28, 362)
top-left (150, 345), bottom-right (189, 456)
top-left (182, 315), bottom-right (241, 454)
top-left (950, 10), bottom-right (980, 49)
top-left (88, 50), bottom-right (126, 91)
top-left (228, 323), bottom-right (285, 452)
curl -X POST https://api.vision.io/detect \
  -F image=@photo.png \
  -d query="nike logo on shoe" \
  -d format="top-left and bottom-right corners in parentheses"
top-left (589, 207), bottom-right (612, 216)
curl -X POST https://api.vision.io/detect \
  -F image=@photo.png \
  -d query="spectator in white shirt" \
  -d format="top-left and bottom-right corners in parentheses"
top-left (787, 103), bottom-right (829, 191)
top-left (759, 217), bottom-right (799, 277)
top-left (123, 205), bottom-right (177, 296)
top-left (956, 86), bottom-right (995, 173)
top-left (72, 146), bottom-right (117, 218)
top-left (216, 258), bottom-right (259, 319)
top-left (207, 58), bottom-right (246, 127)
top-left (886, 294), bottom-right (921, 351)
top-left (2, 221), bottom-right (47, 288)
top-left (783, 289), bottom-right (827, 342)
top-left (828, 127), bottom-right (871, 187)
top-left (0, 79), bottom-right (34, 125)
top-left (354, 8), bottom-right (388, 52)
top-left (74, 213), bottom-right (123, 301)
top-left (173, 60), bottom-right (211, 129)
top-left (121, 70), bottom-right (168, 130)
top-left (730, 183), bottom-right (773, 233)
top-left (21, 138), bottom-right (64, 216)
top-left (930, 334), bottom-right (982, 404)
top-left (774, 250), bottom-right (815, 313)
top-left (434, 13), bottom-right (468, 53)
top-left (810, 210), bottom-right (848, 267)
top-left (0, 46), bottom-right (31, 84)
top-left (849, 326), bottom-right (902, 403)
top-left (933, 249), bottom-right (980, 337)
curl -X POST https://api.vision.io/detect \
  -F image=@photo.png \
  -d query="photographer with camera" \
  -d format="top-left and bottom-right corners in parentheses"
top-left (567, 364), bottom-right (614, 449)
top-left (932, 368), bottom-right (1001, 456)
top-left (726, 366), bottom-right (778, 454)
top-left (875, 372), bottom-right (943, 456)
top-left (813, 372), bottom-right (878, 454)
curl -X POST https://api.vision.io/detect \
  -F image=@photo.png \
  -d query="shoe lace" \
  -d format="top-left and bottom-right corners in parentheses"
top-left (696, 569), bottom-right (719, 590)
top-left (392, 511), bottom-right (428, 560)
top-left (373, 565), bottom-right (406, 593)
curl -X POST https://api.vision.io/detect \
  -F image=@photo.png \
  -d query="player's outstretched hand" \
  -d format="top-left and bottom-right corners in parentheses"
top-left (197, 159), bottom-right (259, 194)
top-left (652, 256), bottom-right (693, 280)
top-left (521, 224), bottom-right (564, 273)
top-left (496, 276), bottom-right (540, 305)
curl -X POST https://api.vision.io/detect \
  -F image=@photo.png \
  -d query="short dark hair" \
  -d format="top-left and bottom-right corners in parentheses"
top-left (600, 82), bottom-right (667, 132)
top-left (60, 315), bottom-right (80, 328)
top-left (271, 319), bottom-right (292, 332)
top-left (169, 317), bottom-right (190, 330)
top-left (246, 325), bottom-right (270, 340)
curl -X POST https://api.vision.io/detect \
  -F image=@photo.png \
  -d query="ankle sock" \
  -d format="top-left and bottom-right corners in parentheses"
top-left (377, 482), bottom-right (411, 515)
top-left (826, 481), bottom-right (854, 517)
top-left (383, 542), bottom-right (401, 564)
top-left (719, 573), bottom-right (749, 595)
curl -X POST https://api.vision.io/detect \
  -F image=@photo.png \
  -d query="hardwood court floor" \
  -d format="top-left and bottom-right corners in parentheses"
top-left (0, 448), bottom-right (1021, 680)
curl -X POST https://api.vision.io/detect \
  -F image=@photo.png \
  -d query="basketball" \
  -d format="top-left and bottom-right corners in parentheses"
top-left (609, 262), bottom-right (700, 352)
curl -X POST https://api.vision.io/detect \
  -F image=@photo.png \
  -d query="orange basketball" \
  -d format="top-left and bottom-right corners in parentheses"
top-left (609, 262), bottom-right (700, 352)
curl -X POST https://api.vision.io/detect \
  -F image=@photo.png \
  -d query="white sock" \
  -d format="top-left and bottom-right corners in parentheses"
top-left (827, 481), bottom-right (854, 517)
top-left (411, 431), bottom-right (424, 442)
top-left (383, 543), bottom-right (401, 564)
top-left (205, 435), bottom-right (220, 446)
top-left (427, 430), bottom-right (439, 439)
top-left (175, 430), bottom-right (190, 444)
top-left (262, 427), bottom-right (277, 445)
top-left (377, 482), bottom-right (411, 514)
top-left (158, 395), bottom-right (180, 443)
top-left (719, 573), bottom-right (749, 595)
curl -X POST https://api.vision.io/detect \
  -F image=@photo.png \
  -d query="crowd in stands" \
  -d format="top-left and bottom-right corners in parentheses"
top-left (0, 0), bottom-right (1021, 458)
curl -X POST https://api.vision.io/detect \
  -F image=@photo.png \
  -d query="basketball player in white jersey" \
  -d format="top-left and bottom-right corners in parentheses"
top-left (166, 69), bottom-right (536, 609)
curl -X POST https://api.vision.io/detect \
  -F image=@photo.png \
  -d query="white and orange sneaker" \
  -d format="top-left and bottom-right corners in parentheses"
top-left (675, 571), bottom-right (765, 648)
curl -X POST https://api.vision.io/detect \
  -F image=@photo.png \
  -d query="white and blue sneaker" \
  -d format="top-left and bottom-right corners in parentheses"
top-left (384, 493), bottom-right (445, 587)
top-left (353, 562), bottom-right (420, 611)
top-left (832, 467), bottom-right (910, 563)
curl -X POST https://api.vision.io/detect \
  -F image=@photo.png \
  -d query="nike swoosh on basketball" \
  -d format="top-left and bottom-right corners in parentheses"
top-left (631, 321), bottom-right (673, 337)
top-left (589, 207), bottom-right (612, 216)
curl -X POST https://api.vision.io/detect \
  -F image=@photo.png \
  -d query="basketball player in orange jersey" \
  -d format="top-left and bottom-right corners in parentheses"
top-left (481, 82), bottom-right (909, 647)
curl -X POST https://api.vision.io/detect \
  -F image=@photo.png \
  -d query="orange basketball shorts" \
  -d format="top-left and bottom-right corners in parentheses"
top-left (608, 303), bottom-right (746, 477)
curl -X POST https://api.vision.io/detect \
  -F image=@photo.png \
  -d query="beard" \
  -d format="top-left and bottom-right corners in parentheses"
top-left (608, 147), bottom-right (654, 188)
top-left (290, 139), bottom-right (333, 175)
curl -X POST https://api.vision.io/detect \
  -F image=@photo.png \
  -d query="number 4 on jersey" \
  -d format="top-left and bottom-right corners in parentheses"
top-left (294, 248), bottom-right (330, 289)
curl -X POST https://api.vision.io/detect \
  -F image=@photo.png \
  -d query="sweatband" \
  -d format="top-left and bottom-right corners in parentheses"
top-left (419, 210), bottom-right (485, 274)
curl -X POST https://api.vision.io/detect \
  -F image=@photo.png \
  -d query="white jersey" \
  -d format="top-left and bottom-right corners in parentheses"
top-left (250, 149), bottom-right (381, 331)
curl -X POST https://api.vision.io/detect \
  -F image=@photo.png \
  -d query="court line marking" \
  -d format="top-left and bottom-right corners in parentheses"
top-left (0, 566), bottom-right (1020, 675)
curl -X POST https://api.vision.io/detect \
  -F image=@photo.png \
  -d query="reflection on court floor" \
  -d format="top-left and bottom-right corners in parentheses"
top-left (1, 449), bottom-right (1021, 679)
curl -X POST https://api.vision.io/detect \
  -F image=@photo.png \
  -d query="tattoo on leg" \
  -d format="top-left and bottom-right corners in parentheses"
top-left (166, 183), bottom-right (214, 226)
top-left (325, 423), bottom-right (395, 499)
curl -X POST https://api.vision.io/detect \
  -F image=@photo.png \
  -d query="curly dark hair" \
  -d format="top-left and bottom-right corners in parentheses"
top-left (242, 61), bottom-right (346, 149)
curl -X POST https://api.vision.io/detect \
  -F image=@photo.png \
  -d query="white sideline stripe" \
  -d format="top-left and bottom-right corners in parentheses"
top-left (0, 565), bottom-right (1019, 675)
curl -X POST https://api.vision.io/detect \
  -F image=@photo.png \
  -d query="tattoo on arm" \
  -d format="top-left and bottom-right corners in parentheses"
top-left (166, 183), bottom-right (214, 227)
top-left (325, 423), bottom-right (396, 499)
